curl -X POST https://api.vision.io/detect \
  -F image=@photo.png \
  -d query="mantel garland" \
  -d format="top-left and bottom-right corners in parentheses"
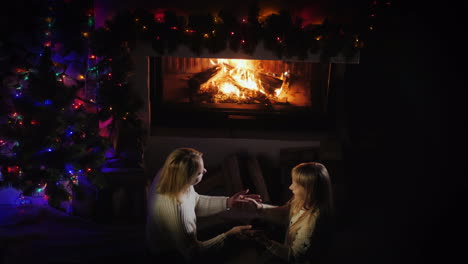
top-left (91, 7), bottom-right (362, 61)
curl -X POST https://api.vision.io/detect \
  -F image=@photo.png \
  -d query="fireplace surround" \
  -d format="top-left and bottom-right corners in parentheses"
top-left (128, 39), bottom-right (358, 139)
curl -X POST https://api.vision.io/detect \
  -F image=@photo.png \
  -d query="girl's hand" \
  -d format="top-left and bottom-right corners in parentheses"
top-left (227, 189), bottom-right (262, 209)
top-left (243, 197), bottom-right (263, 209)
top-left (242, 230), bottom-right (271, 247)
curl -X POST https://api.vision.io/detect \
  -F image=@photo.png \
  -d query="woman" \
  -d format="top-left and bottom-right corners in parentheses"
top-left (243, 162), bottom-right (334, 263)
top-left (146, 147), bottom-right (261, 263)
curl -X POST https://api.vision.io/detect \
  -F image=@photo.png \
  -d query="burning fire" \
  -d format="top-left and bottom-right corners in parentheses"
top-left (197, 58), bottom-right (290, 104)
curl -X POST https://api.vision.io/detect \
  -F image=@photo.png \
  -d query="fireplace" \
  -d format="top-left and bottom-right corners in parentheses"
top-left (150, 56), bottom-right (334, 130)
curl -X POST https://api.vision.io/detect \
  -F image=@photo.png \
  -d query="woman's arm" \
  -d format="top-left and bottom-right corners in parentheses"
top-left (193, 187), bottom-right (229, 217)
top-left (177, 200), bottom-right (227, 260)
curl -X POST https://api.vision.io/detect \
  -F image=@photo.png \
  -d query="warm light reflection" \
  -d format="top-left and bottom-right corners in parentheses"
top-left (199, 58), bottom-right (289, 103)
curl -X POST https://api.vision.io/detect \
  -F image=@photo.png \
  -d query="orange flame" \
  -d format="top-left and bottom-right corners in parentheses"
top-left (199, 59), bottom-right (289, 103)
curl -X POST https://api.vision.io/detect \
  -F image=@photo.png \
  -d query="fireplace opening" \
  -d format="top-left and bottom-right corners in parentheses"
top-left (150, 56), bottom-right (332, 130)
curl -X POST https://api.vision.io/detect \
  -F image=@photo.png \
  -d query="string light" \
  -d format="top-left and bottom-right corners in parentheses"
top-left (88, 17), bottom-right (94, 27)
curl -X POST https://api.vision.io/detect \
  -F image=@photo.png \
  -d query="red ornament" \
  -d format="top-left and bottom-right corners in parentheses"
top-left (7, 165), bottom-right (20, 174)
top-left (153, 9), bottom-right (165, 23)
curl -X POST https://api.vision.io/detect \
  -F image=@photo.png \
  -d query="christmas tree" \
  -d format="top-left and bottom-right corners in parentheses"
top-left (0, 0), bottom-right (110, 211)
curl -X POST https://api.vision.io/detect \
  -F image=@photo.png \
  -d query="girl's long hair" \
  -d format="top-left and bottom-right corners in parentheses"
top-left (156, 148), bottom-right (203, 197)
top-left (287, 162), bottom-right (334, 244)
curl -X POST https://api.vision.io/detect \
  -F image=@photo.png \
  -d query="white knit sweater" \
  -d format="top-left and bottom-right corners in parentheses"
top-left (146, 184), bottom-right (229, 260)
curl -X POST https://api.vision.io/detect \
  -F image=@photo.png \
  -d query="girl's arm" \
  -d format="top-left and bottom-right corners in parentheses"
top-left (257, 203), bottom-right (290, 226)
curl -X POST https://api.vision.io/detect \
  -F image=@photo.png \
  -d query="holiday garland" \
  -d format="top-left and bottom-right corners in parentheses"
top-left (91, 6), bottom-right (362, 61)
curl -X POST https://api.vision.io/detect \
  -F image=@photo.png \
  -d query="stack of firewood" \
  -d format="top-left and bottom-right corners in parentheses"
top-left (194, 153), bottom-right (271, 203)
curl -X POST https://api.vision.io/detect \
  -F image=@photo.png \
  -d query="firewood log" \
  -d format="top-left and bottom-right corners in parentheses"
top-left (257, 73), bottom-right (284, 95)
top-left (221, 154), bottom-right (243, 195)
top-left (247, 156), bottom-right (270, 203)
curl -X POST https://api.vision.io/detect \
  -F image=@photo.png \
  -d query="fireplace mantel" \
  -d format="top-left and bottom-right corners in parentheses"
top-left (134, 41), bottom-right (359, 64)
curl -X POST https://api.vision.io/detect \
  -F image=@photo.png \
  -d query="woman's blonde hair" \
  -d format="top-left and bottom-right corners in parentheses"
top-left (156, 148), bottom-right (203, 197)
top-left (288, 162), bottom-right (333, 244)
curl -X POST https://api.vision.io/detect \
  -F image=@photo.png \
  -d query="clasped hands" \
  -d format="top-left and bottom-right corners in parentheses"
top-left (224, 189), bottom-right (270, 246)
top-left (227, 189), bottom-right (262, 209)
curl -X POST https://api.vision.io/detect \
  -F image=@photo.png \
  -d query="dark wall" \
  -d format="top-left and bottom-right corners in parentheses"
top-left (339, 2), bottom-right (452, 263)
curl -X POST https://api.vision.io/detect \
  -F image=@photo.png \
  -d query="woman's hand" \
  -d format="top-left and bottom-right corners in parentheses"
top-left (225, 225), bottom-right (252, 237)
top-left (227, 189), bottom-right (262, 209)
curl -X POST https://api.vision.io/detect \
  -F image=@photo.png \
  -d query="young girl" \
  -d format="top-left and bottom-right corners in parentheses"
top-left (146, 147), bottom-right (261, 263)
top-left (243, 162), bottom-right (334, 263)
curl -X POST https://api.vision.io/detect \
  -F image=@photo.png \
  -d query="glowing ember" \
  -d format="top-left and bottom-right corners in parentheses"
top-left (197, 58), bottom-right (290, 104)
